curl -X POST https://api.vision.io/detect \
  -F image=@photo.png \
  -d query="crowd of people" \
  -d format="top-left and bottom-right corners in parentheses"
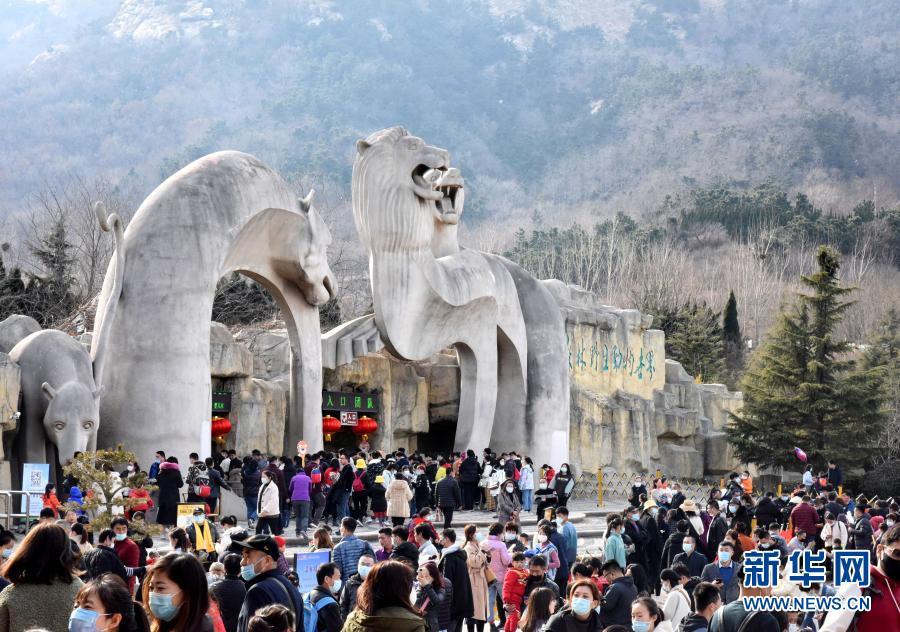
top-left (0, 448), bottom-right (896, 632)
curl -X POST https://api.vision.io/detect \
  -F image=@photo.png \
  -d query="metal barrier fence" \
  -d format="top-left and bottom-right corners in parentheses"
top-left (0, 490), bottom-right (39, 531)
top-left (568, 470), bottom-right (723, 507)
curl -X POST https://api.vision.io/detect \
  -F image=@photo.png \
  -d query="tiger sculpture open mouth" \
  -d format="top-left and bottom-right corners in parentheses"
top-left (412, 164), bottom-right (465, 225)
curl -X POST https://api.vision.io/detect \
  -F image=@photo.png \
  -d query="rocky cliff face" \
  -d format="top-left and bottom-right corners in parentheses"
top-left (316, 283), bottom-right (742, 477)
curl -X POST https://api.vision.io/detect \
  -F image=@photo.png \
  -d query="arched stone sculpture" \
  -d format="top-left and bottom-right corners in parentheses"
top-left (92, 151), bottom-right (336, 464)
top-left (352, 127), bottom-right (569, 465)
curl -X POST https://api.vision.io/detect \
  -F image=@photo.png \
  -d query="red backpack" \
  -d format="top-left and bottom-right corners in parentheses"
top-left (310, 467), bottom-right (322, 484)
top-left (352, 471), bottom-right (366, 492)
top-left (513, 467), bottom-right (521, 482)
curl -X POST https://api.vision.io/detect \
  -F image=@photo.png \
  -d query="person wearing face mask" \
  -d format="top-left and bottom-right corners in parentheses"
top-left (210, 554), bottom-right (246, 632)
top-left (549, 464), bottom-right (575, 508)
top-left (415, 561), bottom-right (448, 632)
top-left (69, 574), bottom-right (150, 632)
top-left (821, 523), bottom-right (900, 632)
top-left (630, 596), bottom-right (666, 632)
top-left (534, 479), bottom-right (558, 519)
top-left (821, 512), bottom-right (849, 552)
top-left (604, 517), bottom-right (627, 569)
top-left (773, 492), bottom-right (793, 529)
top-left (235, 535), bottom-right (303, 632)
top-left (699, 542), bottom-right (741, 604)
top-left (439, 528), bottom-right (475, 632)
top-left (141, 552), bottom-right (215, 631)
top-left (0, 529), bottom-right (16, 588)
top-left (340, 554), bottom-right (375, 618)
top-left (110, 518), bottom-right (140, 593)
top-left (504, 522), bottom-right (526, 553)
top-left (673, 535), bottom-right (708, 578)
top-left (257, 469), bottom-right (283, 535)
top-left (707, 565), bottom-right (780, 632)
top-left (724, 500), bottom-right (748, 531)
top-left (703, 502), bottom-right (729, 559)
top-left (638, 501), bottom-right (664, 591)
top-left (463, 524), bottom-right (492, 632)
top-left (156, 457), bottom-right (184, 529)
top-left (497, 480), bottom-right (522, 525)
top-left (186, 508), bottom-right (219, 562)
top-left (659, 569), bottom-right (691, 628)
top-left (542, 580), bottom-right (601, 632)
top-left (307, 562), bottom-right (344, 632)
top-left (677, 581), bottom-right (721, 632)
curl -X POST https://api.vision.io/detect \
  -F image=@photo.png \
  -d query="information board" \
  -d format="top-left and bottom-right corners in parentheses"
top-left (20, 463), bottom-right (50, 515)
top-left (293, 550), bottom-right (331, 594)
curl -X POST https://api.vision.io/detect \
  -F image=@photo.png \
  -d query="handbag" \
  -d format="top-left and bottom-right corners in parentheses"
top-left (484, 564), bottom-right (497, 584)
top-left (195, 484), bottom-right (212, 498)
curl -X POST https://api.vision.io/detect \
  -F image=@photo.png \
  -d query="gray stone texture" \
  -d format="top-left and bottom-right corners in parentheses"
top-left (0, 315), bottom-right (41, 354)
top-left (91, 151), bottom-right (336, 466)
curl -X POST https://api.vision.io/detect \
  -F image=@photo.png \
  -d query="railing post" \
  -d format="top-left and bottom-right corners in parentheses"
top-left (838, 485), bottom-right (842, 497)
top-left (777, 483), bottom-right (782, 497)
top-left (597, 469), bottom-right (604, 507)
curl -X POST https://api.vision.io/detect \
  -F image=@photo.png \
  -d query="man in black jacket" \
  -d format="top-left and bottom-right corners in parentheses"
top-left (679, 581), bottom-right (722, 632)
top-left (390, 525), bottom-right (421, 570)
top-left (82, 529), bottom-right (128, 582)
top-left (661, 520), bottom-right (689, 570)
top-left (439, 529), bottom-right (473, 632)
top-left (753, 493), bottom-right (781, 530)
top-left (339, 554), bottom-right (373, 618)
top-left (436, 472), bottom-right (462, 529)
top-left (704, 502), bottom-right (729, 557)
top-left (521, 555), bottom-right (561, 609)
top-left (210, 553), bottom-right (247, 632)
top-left (598, 560), bottom-right (637, 628)
top-left (334, 454), bottom-right (355, 521)
top-left (310, 562), bottom-right (343, 632)
top-left (235, 535), bottom-right (303, 632)
top-left (458, 450), bottom-right (480, 510)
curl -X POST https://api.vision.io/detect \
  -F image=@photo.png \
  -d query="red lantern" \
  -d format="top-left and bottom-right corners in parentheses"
top-left (211, 417), bottom-right (232, 438)
top-left (353, 415), bottom-right (378, 441)
top-left (322, 415), bottom-right (341, 442)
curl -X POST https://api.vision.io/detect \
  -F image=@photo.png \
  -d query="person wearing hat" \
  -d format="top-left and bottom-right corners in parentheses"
top-left (235, 534), bottom-right (303, 632)
top-left (370, 475), bottom-right (388, 526)
top-left (186, 508), bottom-right (220, 562)
top-left (351, 458), bottom-right (370, 522)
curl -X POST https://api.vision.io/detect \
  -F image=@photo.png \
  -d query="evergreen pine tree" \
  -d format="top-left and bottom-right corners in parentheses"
top-left (722, 290), bottom-right (744, 387)
top-left (728, 246), bottom-right (886, 469)
top-left (28, 217), bottom-right (76, 326)
top-left (665, 303), bottom-right (726, 383)
top-left (860, 307), bottom-right (900, 462)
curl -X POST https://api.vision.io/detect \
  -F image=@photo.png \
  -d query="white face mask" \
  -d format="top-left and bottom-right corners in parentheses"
top-left (537, 534), bottom-right (548, 544)
top-left (505, 485), bottom-right (514, 493)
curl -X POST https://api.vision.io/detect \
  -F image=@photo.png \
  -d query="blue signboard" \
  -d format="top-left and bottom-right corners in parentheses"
top-left (293, 551), bottom-right (331, 594)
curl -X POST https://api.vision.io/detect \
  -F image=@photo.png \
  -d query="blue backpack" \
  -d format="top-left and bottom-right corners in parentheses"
top-left (303, 592), bottom-right (336, 632)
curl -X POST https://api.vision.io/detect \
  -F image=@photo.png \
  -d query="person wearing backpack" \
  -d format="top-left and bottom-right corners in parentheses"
top-left (307, 458), bottom-right (326, 526)
top-left (187, 452), bottom-right (212, 504)
top-left (305, 562), bottom-right (343, 632)
top-left (351, 459), bottom-right (370, 521)
top-left (332, 517), bottom-right (376, 581)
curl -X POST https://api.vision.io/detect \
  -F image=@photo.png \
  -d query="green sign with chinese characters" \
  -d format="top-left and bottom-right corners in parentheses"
top-left (322, 390), bottom-right (379, 414)
top-left (212, 391), bottom-right (232, 414)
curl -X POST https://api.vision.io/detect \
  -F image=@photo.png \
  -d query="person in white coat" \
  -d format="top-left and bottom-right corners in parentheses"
top-left (256, 470), bottom-right (282, 535)
top-left (659, 568), bottom-right (691, 628)
top-left (519, 457), bottom-right (535, 512)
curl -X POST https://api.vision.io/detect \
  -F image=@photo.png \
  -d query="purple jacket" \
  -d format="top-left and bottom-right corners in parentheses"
top-left (289, 472), bottom-right (312, 502)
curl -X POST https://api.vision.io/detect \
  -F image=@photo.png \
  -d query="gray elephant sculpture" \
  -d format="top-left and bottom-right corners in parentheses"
top-left (7, 329), bottom-right (100, 476)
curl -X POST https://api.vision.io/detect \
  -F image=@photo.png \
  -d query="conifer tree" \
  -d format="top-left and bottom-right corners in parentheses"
top-left (28, 216), bottom-right (76, 326)
top-left (665, 303), bottom-right (726, 383)
top-left (722, 290), bottom-right (744, 387)
top-left (728, 246), bottom-right (886, 469)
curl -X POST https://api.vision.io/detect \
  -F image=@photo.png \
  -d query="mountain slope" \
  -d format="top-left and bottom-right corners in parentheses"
top-left (1, 0), bottom-right (898, 220)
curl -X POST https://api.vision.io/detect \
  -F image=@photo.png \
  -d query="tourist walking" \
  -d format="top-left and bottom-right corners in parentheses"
top-left (497, 481), bottom-right (521, 525)
top-left (341, 560), bottom-right (426, 632)
top-left (436, 471), bottom-right (462, 529)
top-left (156, 457), bottom-right (184, 527)
top-left (439, 528), bottom-right (474, 632)
top-left (463, 525), bottom-right (491, 632)
top-left (387, 474), bottom-right (414, 527)
top-left (549, 464), bottom-right (574, 508)
top-left (257, 469), bottom-right (283, 535)
top-left (289, 467), bottom-right (312, 539)
top-left (242, 457), bottom-right (262, 529)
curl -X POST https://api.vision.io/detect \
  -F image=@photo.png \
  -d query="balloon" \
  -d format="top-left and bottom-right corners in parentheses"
top-left (794, 447), bottom-right (808, 462)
